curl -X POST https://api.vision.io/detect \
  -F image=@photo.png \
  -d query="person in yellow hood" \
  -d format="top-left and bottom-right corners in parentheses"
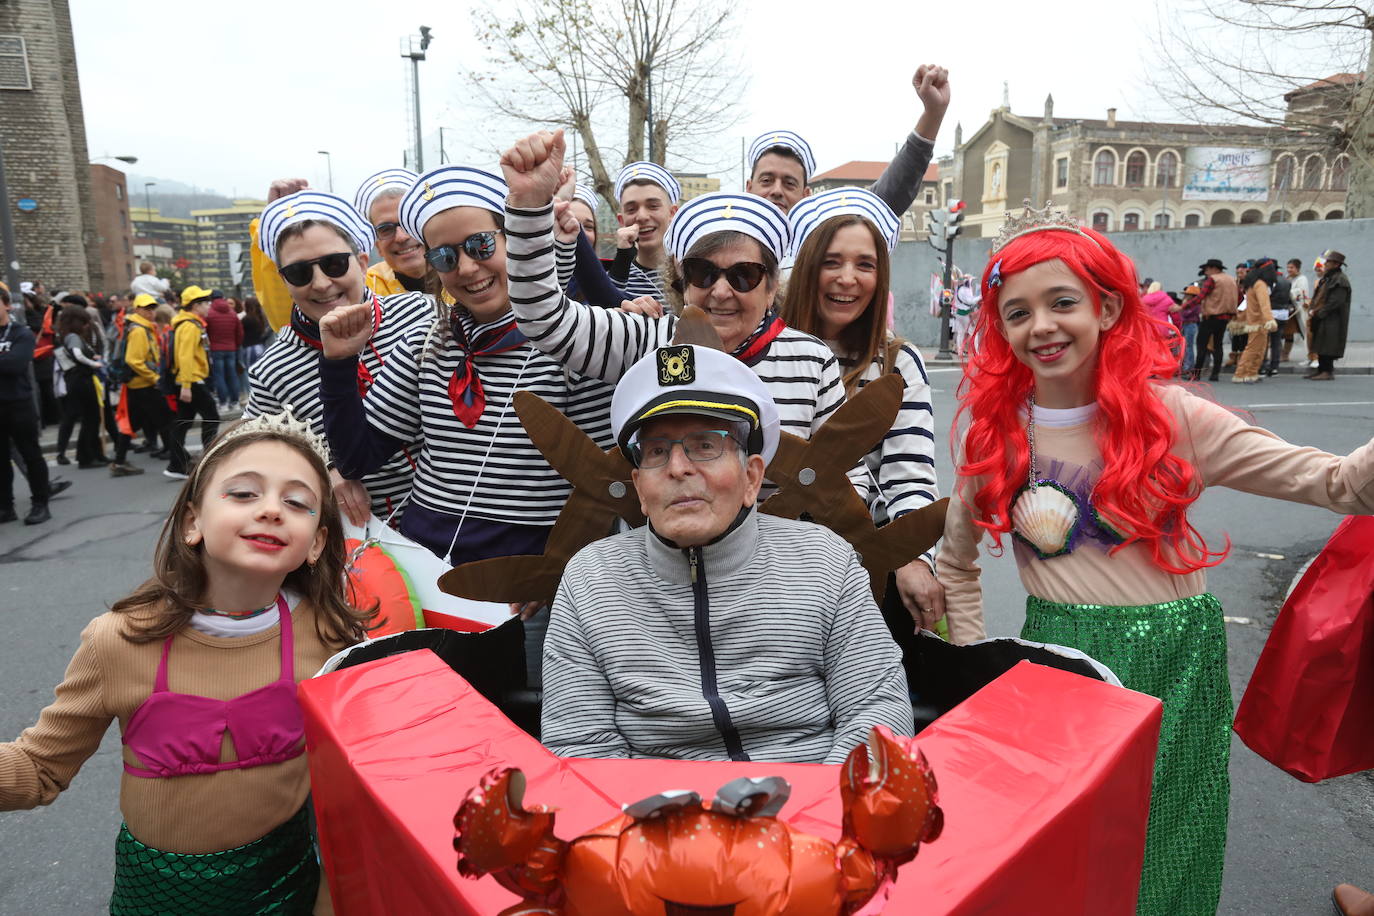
top-left (122, 294), bottom-right (174, 461)
top-left (164, 286), bottom-right (220, 479)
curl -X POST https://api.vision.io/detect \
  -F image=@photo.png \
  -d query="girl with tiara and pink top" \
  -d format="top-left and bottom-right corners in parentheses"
top-left (0, 412), bottom-right (372, 914)
top-left (937, 202), bottom-right (1374, 915)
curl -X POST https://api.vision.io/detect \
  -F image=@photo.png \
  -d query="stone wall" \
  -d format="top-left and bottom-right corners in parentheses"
top-left (0, 0), bottom-right (94, 290)
top-left (892, 218), bottom-right (1374, 347)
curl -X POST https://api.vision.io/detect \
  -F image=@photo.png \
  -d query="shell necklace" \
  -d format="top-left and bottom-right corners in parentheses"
top-left (1010, 395), bottom-right (1085, 559)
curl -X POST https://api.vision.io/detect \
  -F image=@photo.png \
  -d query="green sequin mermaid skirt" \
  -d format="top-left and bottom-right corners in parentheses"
top-left (1023, 593), bottom-right (1230, 916)
top-left (109, 804), bottom-right (318, 915)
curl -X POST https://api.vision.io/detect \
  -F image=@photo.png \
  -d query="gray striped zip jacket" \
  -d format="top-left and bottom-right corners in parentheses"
top-left (541, 511), bottom-right (913, 764)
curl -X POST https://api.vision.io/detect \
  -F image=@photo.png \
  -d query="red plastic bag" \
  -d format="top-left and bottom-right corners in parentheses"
top-left (1234, 515), bottom-right (1374, 782)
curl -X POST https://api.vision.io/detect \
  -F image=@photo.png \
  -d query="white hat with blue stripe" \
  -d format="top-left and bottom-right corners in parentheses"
top-left (258, 191), bottom-right (376, 266)
top-left (664, 192), bottom-right (790, 262)
top-left (787, 186), bottom-right (901, 257)
top-left (748, 130), bottom-right (818, 183)
top-left (353, 167), bottom-right (418, 222)
top-left (572, 185), bottom-right (601, 214)
top-left (396, 166), bottom-right (509, 245)
top-left (613, 161), bottom-right (681, 204)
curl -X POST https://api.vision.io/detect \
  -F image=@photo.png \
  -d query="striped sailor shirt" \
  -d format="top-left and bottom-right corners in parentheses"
top-left (541, 511), bottom-right (914, 763)
top-left (505, 204), bottom-right (854, 493)
top-left (244, 291), bottom-right (434, 519)
top-left (329, 308), bottom-right (615, 527)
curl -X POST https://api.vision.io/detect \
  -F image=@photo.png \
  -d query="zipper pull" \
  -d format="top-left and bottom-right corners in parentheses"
top-left (688, 548), bottom-right (700, 584)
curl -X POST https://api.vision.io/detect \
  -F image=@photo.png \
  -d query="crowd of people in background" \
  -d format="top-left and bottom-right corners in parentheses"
top-left (1143, 250), bottom-right (1352, 383)
top-left (0, 263), bottom-right (276, 524)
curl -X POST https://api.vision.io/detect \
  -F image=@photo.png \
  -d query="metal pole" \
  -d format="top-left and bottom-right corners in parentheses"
top-left (412, 56), bottom-right (424, 173)
top-left (318, 151), bottom-right (333, 192)
top-left (0, 133), bottom-right (20, 296)
top-left (938, 235), bottom-right (955, 360)
top-left (439, 128), bottom-right (447, 165)
top-left (637, 0), bottom-right (653, 162)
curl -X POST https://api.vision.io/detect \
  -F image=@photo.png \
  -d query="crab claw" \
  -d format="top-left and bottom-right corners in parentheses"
top-left (840, 726), bottom-right (944, 862)
top-left (454, 766), bottom-right (562, 886)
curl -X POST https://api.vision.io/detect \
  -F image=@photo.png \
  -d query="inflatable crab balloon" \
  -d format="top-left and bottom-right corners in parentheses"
top-left (454, 726), bottom-right (942, 916)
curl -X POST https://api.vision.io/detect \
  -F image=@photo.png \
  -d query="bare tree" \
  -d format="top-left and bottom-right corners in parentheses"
top-left (467, 0), bottom-right (745, 204)
top-left (1150, 0), bottom-right (1374, 217)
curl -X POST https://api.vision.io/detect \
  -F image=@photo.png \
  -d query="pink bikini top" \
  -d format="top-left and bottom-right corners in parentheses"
top-left (123, 596), bottom-right (305, 779)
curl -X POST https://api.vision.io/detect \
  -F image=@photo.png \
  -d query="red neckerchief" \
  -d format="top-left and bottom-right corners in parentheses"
top-left (732, 311), bottom-right (787, 366)
top-left (447, 309), bottom-right (528, 428)
top-left (293, 298), bottom-right (383, 397)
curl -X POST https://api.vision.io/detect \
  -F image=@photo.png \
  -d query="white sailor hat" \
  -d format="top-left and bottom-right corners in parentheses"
top-left (748, 130), bottom-right (818, 184)
top-left (353, 167), bottom-right (418, 222)
top-left (612, 343), bottom-right (780, 465)
top-left (613, 161), bottom-right (681, 204)
top-left (664, 192), bottom-right (790, 263)
top-left (571, 185), bottom-right (601, 214)
top-left (397, 166), bottom-right (508, 245)
top-left (258, 191), bottom-right (376, 266)
top-left (788, 186), bottom-right (901, 257)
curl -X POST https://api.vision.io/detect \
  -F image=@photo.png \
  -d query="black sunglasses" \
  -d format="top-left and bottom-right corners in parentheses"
top-left (424, 231), bottom-right (501, 273)
top-left (374, 221), bottom-right (401, 240)
top-left (278, 252), bottom-right (353, 288)
top-left (677, 258), bottom-right (769, 293)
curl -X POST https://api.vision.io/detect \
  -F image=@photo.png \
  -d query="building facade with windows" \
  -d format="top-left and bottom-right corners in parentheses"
top-left (809, 161), bottom-right (942, 240)
top-left (944, 90), bottom-right (1350, 239)
top-left (673, 172), bottom-right (721, 202)
top-left (131, 200), bottom-right (263, 295)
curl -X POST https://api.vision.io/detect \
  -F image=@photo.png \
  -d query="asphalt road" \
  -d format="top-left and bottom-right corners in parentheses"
top-left (1, 372), bottom-right (1373, 914)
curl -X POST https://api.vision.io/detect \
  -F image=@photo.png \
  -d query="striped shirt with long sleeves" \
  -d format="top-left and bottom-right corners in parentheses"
top-left (244, 291), bottom-right (434, 518)
top-left (335, 309), bottom-right (615, 527)
top-left (541, 511), bottom-right (914, 764)
top-left (505, 204), bottom-right (853, 484)
top-left (555, 238), bottom-right (664, 303)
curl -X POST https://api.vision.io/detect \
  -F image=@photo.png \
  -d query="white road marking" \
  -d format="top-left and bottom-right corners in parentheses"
top-left (1224, 616), bottom-right (1255, 625)
top-left (1255, 552), bottom-right (1286, 560)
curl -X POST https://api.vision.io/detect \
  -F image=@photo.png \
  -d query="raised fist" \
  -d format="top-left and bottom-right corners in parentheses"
top-left (500, 130), bottom-right (567, 209)
top-left (268, 178), bottom-right (310, 203)
top-left (318, 302), bottom-right (374, 359)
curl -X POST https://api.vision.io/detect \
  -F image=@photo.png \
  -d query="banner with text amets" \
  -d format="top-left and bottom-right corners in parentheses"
top-left (1182, 147), bottom-right (1272, 202)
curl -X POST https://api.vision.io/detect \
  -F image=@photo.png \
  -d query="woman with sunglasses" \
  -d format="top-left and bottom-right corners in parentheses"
top-left (780, 188), bottom-right (944, 647)
top-left (499, 130), bottom-right (858, 493)
top-left (315, 164), bottom-right (616, 584)
top-left (245, 190), bottom-right (433, 527)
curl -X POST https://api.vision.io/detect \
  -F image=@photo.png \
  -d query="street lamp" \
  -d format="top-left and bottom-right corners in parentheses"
top-left (143, 182), bottom-right (156, 217)
top-left (400, 25), bottom-right (433, 172)
top-left (318, 150), bottom-right (334, 193)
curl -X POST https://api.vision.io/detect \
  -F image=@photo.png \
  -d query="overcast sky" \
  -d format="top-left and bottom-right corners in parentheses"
top-left (74, 0), bottom-right (1176, 201)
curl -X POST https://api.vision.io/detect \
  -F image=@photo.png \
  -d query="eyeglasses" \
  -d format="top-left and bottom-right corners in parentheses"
top-left (678, 258), bottom-right (769, 293)
top-left (278, 253), bottom-right (353, 288)
top-left (424, 231), bottom-right (501, 273)
top-left (632, 430), bottom-right (740, 469)
top-left (374, 221), bottom-right (401, 240)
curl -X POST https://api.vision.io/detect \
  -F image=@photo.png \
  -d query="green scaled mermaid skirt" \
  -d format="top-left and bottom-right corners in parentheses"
top-left (109, 803), bottom-right (318, 916)
top-left (1023, 593), bottom-right (1230, 916)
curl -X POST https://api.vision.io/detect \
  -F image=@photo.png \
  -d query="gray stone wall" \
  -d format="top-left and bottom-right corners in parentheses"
top-left (0, 0), bottom-right (94, 290)
top-left (892, 218), bottom-right (1373, 347)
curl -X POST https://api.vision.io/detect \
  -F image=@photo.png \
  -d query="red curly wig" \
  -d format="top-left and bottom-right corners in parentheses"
top-left (955, 226), bottom-right (1227, 574)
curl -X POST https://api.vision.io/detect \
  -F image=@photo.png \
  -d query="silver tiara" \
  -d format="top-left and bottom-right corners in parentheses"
top-left (991, 199), bottom-right (1099, 253)
top-left (200, 406), bottom-right (330, 465)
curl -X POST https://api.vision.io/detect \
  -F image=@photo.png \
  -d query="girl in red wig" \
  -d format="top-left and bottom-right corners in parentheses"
top-left (936, 206), bottom-right (1374, 916)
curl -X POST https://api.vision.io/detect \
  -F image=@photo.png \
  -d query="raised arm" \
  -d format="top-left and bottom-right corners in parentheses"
top-left (870, 65), bottom-right (949, 217)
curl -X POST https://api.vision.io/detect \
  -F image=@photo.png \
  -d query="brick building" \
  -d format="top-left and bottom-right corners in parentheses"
top-left (89, 164), bottom-right (134, 291)
top-left (810, 161), bottom-right (942, 241)
top-left (0, 0), bottom-right (97, 290)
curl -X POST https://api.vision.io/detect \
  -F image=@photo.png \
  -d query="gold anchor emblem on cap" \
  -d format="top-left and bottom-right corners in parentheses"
top-left (375, 176), bottom-right (387, 187)
top-left (284, 204), bottom-right (297, 217)
top-left (422, 181), bottom-right (434, 201)
top-left (770, 135), bottom-right (781, 144)
top-left (723, 204), bottom-right (735, 219)
top-left (840, 194), bottom-right (851, 205)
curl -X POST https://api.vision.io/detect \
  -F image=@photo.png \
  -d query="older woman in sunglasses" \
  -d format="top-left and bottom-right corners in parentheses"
top-left (245, 190), bottom-right (434, 527)
top-left (780, 187), bottom-right (944, 647)
top-left (499, 130), bottom-right (858, 495)
top-left (315, 164), bottom-right (616, 581)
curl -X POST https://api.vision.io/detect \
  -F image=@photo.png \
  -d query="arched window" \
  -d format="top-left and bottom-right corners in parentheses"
top-left (1269, 210), bottom-right (1290, 223)
top-left (1296, 209), bottom-right (1319, 222)
top-left (1240, 209), bottom-right (1263, 224)
top-left (1125, 151), bottom-right (1147, 187)
top-left (1094, 150), bottom-right (1116, 186)
top-left (1326, 210), bottom-right (1345, 220)
top-left (1211, 209), bottom-right (1235, 226)
top-left (1184, 212), bottom-right (1203, 227)
top-left (1091, 211), bottom-right (1111, 232)
top-left (1123, 212), bottom-right (1141, 231)
top-left (1153, 211), bottom-right (1171, 229)
top-left (1302, 155), bottom-right (1323, 191)
top-left (1274, 155), bottom-right (1296, 190)
top-left (1155, 152), bottom-right (1178, 188)
top-left (1331, 156), bottom-right (1349, 191)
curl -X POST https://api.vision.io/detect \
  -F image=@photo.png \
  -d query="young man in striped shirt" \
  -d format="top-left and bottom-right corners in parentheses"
top-left (541, 343), bottom-right (913, 763)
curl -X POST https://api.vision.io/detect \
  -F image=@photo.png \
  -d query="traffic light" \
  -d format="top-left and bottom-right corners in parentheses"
top-left (946, 199), bottom-right (965, 242)
top-left (925, 208), bottom-right (947, 251)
